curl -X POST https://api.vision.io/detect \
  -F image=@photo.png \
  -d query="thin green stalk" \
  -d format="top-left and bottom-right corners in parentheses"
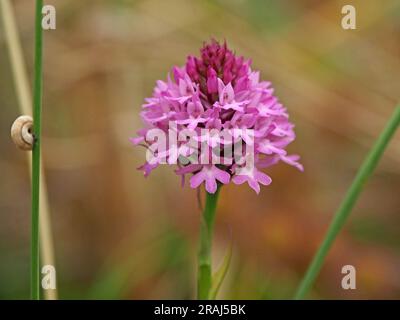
top-left (1, 0), bottom-right (57, 299)
top-left (294, 105), bottom-right (400, 300)
top-left (31, 0), bottom-right (43, 300)
top-left (197, 187), bottom-right (221, 299)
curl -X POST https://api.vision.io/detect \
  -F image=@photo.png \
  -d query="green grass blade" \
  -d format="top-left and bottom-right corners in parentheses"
top-left (31, 0), bottom-right (43, 300)
top-left (294, 105), bottom-right (400, 299)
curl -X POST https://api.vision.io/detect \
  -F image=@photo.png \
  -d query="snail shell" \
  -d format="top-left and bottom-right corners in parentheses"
top-left (11, 115), bottom-right (34, 151)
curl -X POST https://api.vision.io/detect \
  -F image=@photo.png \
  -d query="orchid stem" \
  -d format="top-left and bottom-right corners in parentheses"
top-left (294, 105), bottom-right (400, 299)
top-left (197, 187), bottom-right (221, 299)
top-left (31, 0), bottom-right (43, 300)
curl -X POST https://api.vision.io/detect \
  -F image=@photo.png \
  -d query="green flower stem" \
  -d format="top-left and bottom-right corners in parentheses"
top-left (197, 187), bottom-right (221, 299)
top-left (294, 105), bottom-right (400, 300)
top-left (31, 0), bottom-right (43, 300)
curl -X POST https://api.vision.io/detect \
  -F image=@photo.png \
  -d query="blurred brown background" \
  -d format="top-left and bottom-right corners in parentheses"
top-left (0, 0), bottom-right (399, 299)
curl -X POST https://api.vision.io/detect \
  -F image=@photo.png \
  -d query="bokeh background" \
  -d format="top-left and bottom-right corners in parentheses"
top-left (1, 0), bottom-right (399, 299)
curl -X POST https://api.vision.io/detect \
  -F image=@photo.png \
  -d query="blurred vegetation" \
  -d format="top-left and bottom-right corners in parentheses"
top-left (0, 0), bottom-right (399, 299)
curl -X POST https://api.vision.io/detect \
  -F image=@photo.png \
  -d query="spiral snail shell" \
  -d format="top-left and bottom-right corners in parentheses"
top-left (11, 115), bottom-right (35, 151)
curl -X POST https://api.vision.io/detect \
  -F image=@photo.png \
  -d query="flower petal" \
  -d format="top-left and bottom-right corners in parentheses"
top-left (248, 178), bottom-right (261, 194)
top-left (255, 171), bottom-right (272, 186)
top-left (190, 171), bottom-right (206, 189)
top-left (212, 166), bottom-right (230, 184)
top-left (205, 175), bottom-right (218, 194)
top-left (232, 174), bottom-right (248, 185)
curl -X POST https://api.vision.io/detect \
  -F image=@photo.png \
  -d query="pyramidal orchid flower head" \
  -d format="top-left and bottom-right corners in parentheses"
top-left (132, 39), bottom-right (303, 194)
